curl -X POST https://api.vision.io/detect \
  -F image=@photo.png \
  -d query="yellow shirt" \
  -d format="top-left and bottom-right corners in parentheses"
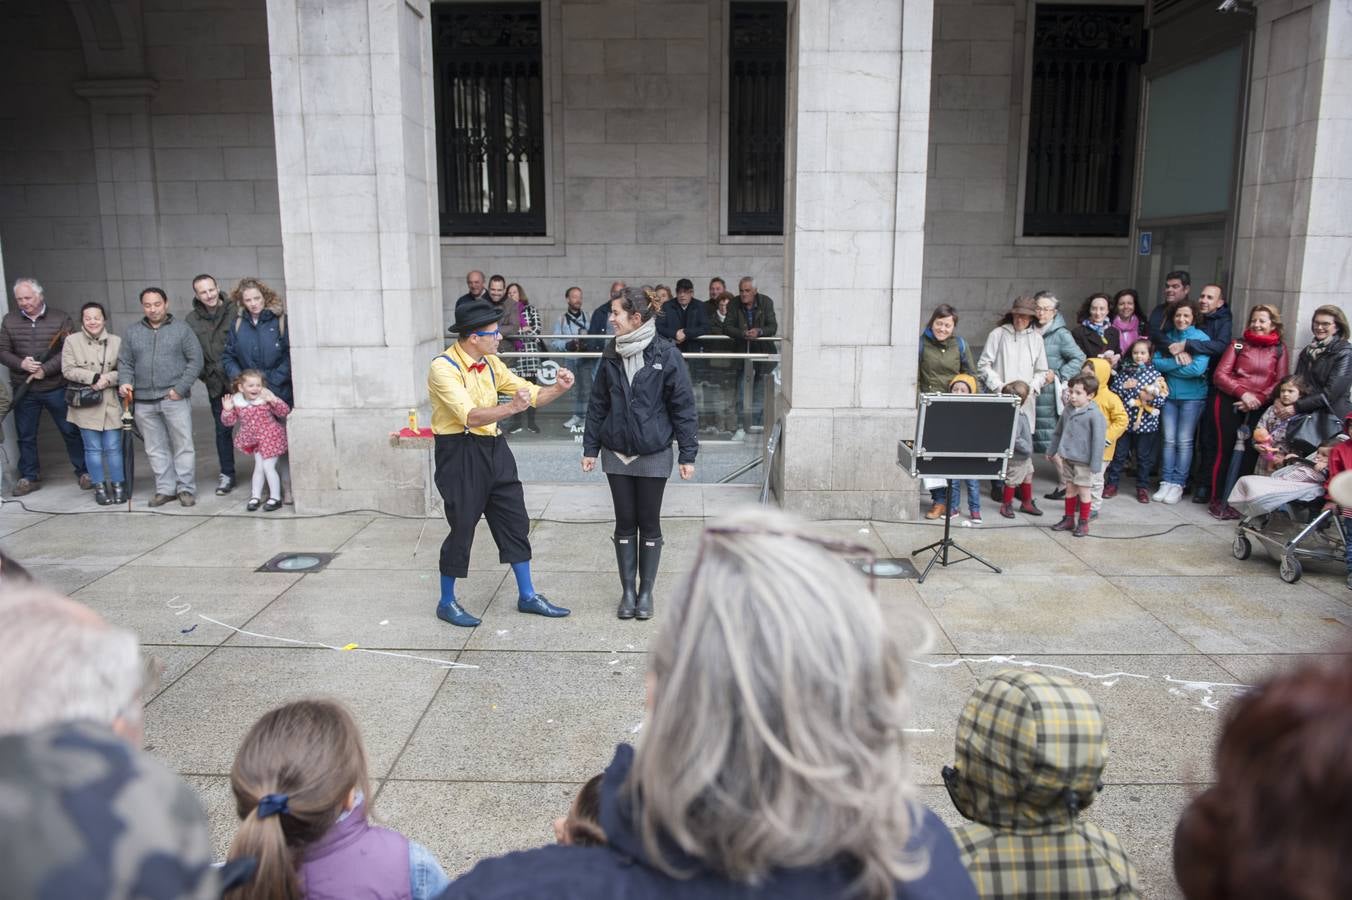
top-left (428, 342), bottom-right (540, 436)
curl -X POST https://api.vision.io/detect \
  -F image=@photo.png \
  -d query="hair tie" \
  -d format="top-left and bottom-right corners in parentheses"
top-left (257, 793), bottom-right (290, 819)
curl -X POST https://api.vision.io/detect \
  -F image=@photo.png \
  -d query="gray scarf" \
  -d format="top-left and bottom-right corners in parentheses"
top-left (615, 318), bottom-right (656, 385)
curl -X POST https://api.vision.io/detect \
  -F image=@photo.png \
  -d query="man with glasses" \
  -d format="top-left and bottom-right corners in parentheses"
top-left (428, 299), bottom-right (577, 628)
top-left (725, 276), bottom-right (778, 439)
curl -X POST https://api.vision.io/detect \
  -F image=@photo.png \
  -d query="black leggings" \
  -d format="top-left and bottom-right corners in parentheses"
top-left (607, 474), bottom-right (666, 538)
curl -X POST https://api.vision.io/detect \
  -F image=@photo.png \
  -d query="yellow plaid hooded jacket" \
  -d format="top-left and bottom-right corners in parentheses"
top-left (943, 669), bottom-right (1140, 899)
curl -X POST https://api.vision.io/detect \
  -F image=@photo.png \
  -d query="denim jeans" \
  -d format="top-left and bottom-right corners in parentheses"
top-left (1106, 431), bottom-right (1160, 490)
top-left (134, 397), bottom-right (196, 495)
top-left (1161, 398), bottom-right (1205, 486)
top-left (208, 393), bottom-right (236, 478)
top-left (930, 480), bottom-right (981, 512)
top-left (13, 387), bottom-right (86, 480)
top-left (79, 428), bottom-right (124, 483)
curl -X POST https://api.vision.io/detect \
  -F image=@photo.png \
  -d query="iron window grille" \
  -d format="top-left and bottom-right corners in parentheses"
top-left (728, 1), bottom-right (786, 236)
top-left (433, 3), bottom-right (547, 237)
top-left (1023, 5), bottom-right (1146, 238)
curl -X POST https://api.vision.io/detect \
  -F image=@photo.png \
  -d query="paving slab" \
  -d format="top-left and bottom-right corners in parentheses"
top-left (144, 646), bottom-right (450, 777)
top-left (377, 779), bottom-right (575, 877)
top-left (0, 511), bottom-right (203, 566)
top-left (0, 508), bottom-right (51, 537)
top-left (1048, 523), bottom-right (1242, 577)
top-left (72, 566), bottom-right (302, 647)
top-left (391, 651), bottom-right (645, 783)
top-left (232, 569), bottom-right (496, 652)
top-left (1206, 651), bottom-right (1348, 684)
top-left (23, 562), bottom-right (123, 595)
top-left (465, 571), bottom-right (659, 653)
top-left (419, 518), bottom-right (548, 572)
top-left (1090, 783), bottom-right (1191, 900)
top-left (917, 573), bottom-right (1194, 654)
top-left (873, 520), bottom-right (1088, 576)
top-left (525, 518), bottom-right (704, 575)
top-left (144, 645), bottom-right (215, 701)
top-left (1111, 575), bottom-right (1352, 653)
top-left (131, 514), bottom-right (371, 567)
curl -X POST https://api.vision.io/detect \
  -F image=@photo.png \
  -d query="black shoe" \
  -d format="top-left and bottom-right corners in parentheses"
top-left (1045, 487), bottom-right (1066, 501)
top-left (614, 535), bottom-right (639, 619)
top-left (94, 483), bottom-right (112, 506)
top-left (1191, 486), bottom-right (1210, 504)
top-left (263, 498), bottom-right (282, 512)
top-left (990, 481), bottom-right (1004, 503)
top-left (635, 537), bottom-right (663, 620)
top-left (216, 474), bottom-right (236, 496)
top-left (247, 497), bottom-right (262, 511)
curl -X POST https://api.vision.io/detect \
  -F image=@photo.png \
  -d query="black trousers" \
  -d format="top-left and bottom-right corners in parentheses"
top-left (435, 433), bottom-right (531, 578)
top-left (607, 473), bottom-right (666, 538)
top-left (1191, 387), bottom-right (1220, 488)
top-left (1206, 393), bottom-right (1260, 501)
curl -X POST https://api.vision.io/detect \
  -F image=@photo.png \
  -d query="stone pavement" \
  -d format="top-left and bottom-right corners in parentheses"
top-left (3, 468), bottom-right (1350, 899)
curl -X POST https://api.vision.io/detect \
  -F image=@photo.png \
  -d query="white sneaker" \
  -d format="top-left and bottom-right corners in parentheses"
top-left (1152, 484), bottom-right (1169, 501)
top-left (1164, 484), bottom-right (1183, 504)
top-left (562, 415), bottom-right (581, 429)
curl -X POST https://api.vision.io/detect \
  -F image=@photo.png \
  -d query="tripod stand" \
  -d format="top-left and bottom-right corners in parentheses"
top-left (912, 479), bottom-right (1002, 583)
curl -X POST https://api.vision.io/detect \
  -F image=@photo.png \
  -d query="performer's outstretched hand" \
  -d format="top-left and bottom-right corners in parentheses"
top-left (555, 368), bottom-right (575, 390)
top-left (581, 456), bottom-right (597, 472)
top-left (679, 463), bottom-right (695, 480)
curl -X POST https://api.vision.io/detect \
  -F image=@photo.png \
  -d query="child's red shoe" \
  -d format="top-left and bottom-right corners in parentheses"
top-left (1136, 487), bottom-right (1150, 504)
top-left (1102, 483), bottom-right (1118, 499)
top-left (1051, 515), bottom-right (1075, 532)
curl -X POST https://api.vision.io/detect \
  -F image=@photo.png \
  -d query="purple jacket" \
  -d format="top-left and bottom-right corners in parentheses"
top-left (299, 799), bottom-right (412, 900)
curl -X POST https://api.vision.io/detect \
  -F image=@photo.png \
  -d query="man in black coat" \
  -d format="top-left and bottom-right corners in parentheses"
top-left (453, 269), bottom-right (487, 313)
top-left (1164, 283), bottom-right (1232, 503)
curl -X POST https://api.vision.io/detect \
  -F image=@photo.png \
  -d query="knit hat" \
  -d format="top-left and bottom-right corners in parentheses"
top-left (948, 373), bottom-right (979, 393)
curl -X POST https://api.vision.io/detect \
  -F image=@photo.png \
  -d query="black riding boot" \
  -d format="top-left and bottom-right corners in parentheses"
top-left (613, 534), bottom-right (639, 619)
top-left (635, 536), bottom-right (663, 620)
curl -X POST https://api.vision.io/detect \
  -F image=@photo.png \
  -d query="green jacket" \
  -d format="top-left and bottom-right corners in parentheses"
top-left (1034, 314), bottom-right (1087, 452)
top-left (945, 669), bottom-right (1140, 899)
top-left (918, 328), bottom-right (975, 394)
top-left (185, 297), bottom-right (234, 398)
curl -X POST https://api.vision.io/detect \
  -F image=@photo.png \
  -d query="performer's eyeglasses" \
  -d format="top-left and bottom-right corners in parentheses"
top-left (472, 329), bottom-right (501, 338)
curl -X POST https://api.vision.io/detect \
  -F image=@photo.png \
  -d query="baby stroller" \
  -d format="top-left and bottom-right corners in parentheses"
top-left (1230, 457), bottom-right (1346, 584)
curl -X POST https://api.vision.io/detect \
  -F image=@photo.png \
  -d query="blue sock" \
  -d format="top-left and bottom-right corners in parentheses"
top-left (511, 561), bottom-right (536, 599)
top-left (439, 575), bottom-right (457, 605)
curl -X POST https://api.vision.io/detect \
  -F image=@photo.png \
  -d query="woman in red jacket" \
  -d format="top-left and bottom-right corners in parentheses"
top-left (1208, 304), bottom-right (1289, 519)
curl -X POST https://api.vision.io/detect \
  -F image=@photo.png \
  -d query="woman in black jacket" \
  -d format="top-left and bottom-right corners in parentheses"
top-left (583, 287), bottom-right (698, 620)
top-left (1293, 305), bottom-right (1352, 420)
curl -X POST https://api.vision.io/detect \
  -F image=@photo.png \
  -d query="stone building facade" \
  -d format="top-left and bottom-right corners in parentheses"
top-left (1, 0), bottom-right (1348, 518)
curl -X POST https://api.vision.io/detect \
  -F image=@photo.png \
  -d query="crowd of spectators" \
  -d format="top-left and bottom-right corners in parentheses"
top-left (453, 269), bottom-right (779, 441)
top-left (920, 271), bottom-right (1352, 580)
top-left (3, 507), bottom-right (1351, 899)
top-left (2, 274), bottom-right (291, 510)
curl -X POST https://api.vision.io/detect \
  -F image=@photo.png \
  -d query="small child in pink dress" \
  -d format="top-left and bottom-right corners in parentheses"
top-left (220, 369), bottom-right (290, 511)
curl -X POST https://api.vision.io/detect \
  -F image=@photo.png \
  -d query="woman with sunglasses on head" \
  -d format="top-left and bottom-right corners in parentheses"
top-left (582, 287), bottom-right (698, 621)
top-left (438, 507), bottom-right (977, 900)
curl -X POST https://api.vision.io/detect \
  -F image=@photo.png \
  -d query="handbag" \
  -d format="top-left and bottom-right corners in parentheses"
top-left (1285, 408), bottom-right (1342, 455)
top-left (65, 384), bottom-right (103, 408)
top-left (65, 339), bottom-right (107, 409)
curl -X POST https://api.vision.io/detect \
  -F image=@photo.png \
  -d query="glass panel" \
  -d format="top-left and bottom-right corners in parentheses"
top-left (1137, 46), bottom-right (1244, 221)
top-left (1133, 222), bottom-right (1229, 309)
top-left (492, 335), bottom-right (780, 485)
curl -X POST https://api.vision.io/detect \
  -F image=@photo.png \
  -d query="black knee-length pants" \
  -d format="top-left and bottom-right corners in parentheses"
top-left (435, 433), bottom-right (531, 578)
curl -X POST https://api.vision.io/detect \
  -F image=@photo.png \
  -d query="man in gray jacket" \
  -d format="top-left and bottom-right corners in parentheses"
top-left (117, 287), bottom-right (204, 506)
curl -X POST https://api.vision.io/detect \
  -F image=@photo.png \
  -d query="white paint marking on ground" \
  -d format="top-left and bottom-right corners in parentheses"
top-left (195, 614), bottom-right (477, 670)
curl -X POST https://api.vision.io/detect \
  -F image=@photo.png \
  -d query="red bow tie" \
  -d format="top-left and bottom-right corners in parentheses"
top-left (467, 361), bottom-right (486, 373)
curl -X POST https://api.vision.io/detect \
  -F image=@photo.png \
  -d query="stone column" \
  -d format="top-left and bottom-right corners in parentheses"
top-left (266, 0), bottom-right (444, 514)
top-left (74, 78), bottom-right (165, 324)
top-left (775, 0), bottom-right (933, 520)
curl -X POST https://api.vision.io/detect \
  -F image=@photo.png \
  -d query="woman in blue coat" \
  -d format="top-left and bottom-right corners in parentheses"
top-left (435, 508), bottom-right (978, 900)
top-left (582, 287), bottom-right (698, 620)
top-left (223, 278), bottom-right (291, 406)
top-left (224, 277), bottom-right (293, 502)
top-left (1152, 299), bottom-right (1211, 504)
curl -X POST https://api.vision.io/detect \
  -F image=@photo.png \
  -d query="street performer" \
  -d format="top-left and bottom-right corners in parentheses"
top-left (429, 298), bottom-right (576, 627)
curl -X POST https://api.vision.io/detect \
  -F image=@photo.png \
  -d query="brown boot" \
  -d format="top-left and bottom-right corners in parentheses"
top-left (925, 502), bottom-right (947, 520)
top-left (999, 502), bottom-right (1015, 519)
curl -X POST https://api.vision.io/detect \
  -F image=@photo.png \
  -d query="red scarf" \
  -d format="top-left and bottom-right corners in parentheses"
top-left (1242, 329), bottom-right (1281, 347)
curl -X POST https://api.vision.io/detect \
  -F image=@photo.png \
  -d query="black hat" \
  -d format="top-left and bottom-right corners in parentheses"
top-left (452, 298), bottom-right (503, 336)
top-left (675, 278), bottom-right (693, 291)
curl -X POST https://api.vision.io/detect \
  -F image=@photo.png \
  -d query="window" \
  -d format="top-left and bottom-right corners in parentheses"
top-left (1023, 5), bottom-right (1145, 237)
top-left (432, 3), bottom-right (546, 237)
top-left (728, 1), bottom-right (786, 236)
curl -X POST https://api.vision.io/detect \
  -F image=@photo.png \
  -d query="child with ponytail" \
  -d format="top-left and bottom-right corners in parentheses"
top-left (226, 699), bottom-right (448, 900)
